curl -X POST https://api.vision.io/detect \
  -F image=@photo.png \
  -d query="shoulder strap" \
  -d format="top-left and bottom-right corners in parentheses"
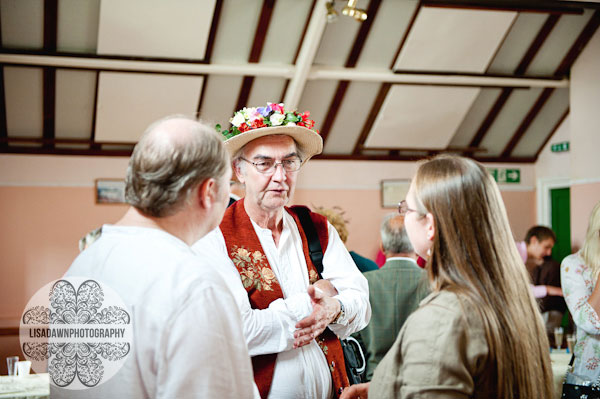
top-left (294, 206), bottom-right (324, 277)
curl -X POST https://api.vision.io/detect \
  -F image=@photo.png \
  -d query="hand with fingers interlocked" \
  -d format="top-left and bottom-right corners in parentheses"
top-left (293, 284), bottom-right (341, 348)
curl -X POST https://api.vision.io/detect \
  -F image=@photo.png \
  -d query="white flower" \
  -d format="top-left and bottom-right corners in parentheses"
top-left (286, 121), bottom-right (296, 127)
top-left (231, 112), bottom-right (245, 127)
top-left (270, 113), bottom-right (285, 126)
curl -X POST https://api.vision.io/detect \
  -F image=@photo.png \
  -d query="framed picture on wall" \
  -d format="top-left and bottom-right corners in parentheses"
top-left (95, 179), bottom-right (126, 204)
top-left (381, 180), bottom-right (411, 208)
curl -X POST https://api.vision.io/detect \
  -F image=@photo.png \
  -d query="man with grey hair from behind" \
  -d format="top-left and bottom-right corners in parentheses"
top-left (62, 115), bottom-right (258, 398)
top-left (354, 213), bottom-right (429, 381)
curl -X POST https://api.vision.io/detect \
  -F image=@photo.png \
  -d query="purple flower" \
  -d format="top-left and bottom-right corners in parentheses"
top-left (257, 105), bottom-right (272, 117)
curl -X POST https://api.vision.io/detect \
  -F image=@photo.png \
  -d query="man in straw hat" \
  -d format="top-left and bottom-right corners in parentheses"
top-left (193, 103), bottom-right (370, 398)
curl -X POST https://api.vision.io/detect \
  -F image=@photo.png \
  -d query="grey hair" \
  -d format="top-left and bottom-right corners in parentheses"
top-left (232, 135), bottom-right (306, 172)
top-left (381, 213), bottom-right (414, 254)
top-left (125, 115), bottom-right (230, 217)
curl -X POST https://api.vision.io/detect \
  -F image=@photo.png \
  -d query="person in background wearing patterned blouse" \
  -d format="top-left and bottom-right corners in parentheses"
top-left (561, 201), bottom-right (600, 382)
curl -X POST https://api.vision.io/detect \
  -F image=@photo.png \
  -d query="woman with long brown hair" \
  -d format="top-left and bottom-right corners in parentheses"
top-left (342, 155), bottom-right (553, 399)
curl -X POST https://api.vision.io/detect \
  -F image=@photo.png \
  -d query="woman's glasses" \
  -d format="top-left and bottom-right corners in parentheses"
top-left (398, 200), bottom-right (418, 217)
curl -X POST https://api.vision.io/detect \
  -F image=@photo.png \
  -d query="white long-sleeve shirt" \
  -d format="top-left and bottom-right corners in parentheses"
top-left (193, 210), bottom-right (371, 399)
top-left (60, 225), bottom-right (258, 399)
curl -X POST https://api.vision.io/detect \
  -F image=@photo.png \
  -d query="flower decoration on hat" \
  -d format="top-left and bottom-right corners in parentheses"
top-left (215, 102), bottom-right (318, 139)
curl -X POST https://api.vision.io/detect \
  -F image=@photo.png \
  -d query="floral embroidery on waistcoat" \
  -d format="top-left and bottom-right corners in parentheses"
top-left (230, 246), bottom-right (276, 291)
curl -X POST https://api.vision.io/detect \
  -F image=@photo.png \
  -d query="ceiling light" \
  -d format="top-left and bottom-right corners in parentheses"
top-left (341, 0), bottom-right (367, 22)
top-left (326, 1), bottom-right (338, 23)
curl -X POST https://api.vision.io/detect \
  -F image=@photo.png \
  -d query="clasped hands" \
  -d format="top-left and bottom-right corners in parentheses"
top-left (293, 279), bottom-right (341, 349)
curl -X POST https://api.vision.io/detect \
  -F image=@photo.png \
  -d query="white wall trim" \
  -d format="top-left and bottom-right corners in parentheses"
top-left (0, 182), bottom-right (94, 188)
top-left (571, 177), bottom-right (600, 186)
top-left (536, 177), bottom-right (571, 226)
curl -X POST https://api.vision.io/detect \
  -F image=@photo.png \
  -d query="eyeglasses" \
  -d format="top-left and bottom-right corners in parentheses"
top-left (240, 157), bottom-right (302, 175)
top-left (398, 200), bottom-right (418, 217)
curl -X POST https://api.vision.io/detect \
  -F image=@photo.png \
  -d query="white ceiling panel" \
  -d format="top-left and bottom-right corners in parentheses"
top-left (210, 0), bottom-right (263, 63)
top-left (480, 87), bottom-right (543, 156)
top-left (449, 88), bottom-right (502, 148)
top-left (356, 0), bottom-right (419, 69)
top-left (95, 72), bottom-right (204, 143)
top-left (512, 88), bottom-right (569, 157)
top-left (526, 9), bottom-right (594, 76)
top-left (486, 12), bottom-right (548, 75)
top-left (96, 0), bottom-right (216, 59)
top-left (198, 75), bottom-right (244, 128)
top-left (394, 7), bottom-right (517, 73)
top-left (246, 77), bottom-right (287, 109)
top-left (365, 85), bottom-right (480, 149)
top-left (324, 82), bottom-right (381, 154)
top-left (313, 4), bottom-right (363, 67)
top-left (297, 80), bottom-right (340, 133)
top-left (55, 70), bottom-right (96, 139)
top-left (261, 0), bottom-right (312, 64)
top-left (57, 0), bottom-right (100, 53)
top-left (0, 0), bottom-right (43, 49)
top-left (4, 66), bottom-right (43, 138)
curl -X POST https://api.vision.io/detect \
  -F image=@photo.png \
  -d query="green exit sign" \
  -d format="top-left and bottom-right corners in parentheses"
top-left (488, 168), bottom-right (520, 184)
top-left (551, 141), bottom-right (569, 152)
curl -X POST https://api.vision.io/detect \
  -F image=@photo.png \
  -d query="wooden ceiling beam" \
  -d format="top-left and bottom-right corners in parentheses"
top-left (534, 108), bottom-right (569, 159)
top-left (504, 10), bottom-right (600, 158)
top-left (234, 0), bottom-right (276, 112)
top-left (197, 0), bottom-right (224, 117)
top-left (42, 0), bottom-right (58, 150)
top-left (501, 87), bottom-right (554, 157)
top-left (352, 83), bottom-right (390, 155)
top-left (320, 0), bottom-right (383, 146)
top-left (421, 0), bottom-right (586, 14)
top-left (468, 13), bottom-right (560, 150)
top-left (0, 67), bottom-right (7, 148)
top-left (554, 9), bottom-right (600, 78)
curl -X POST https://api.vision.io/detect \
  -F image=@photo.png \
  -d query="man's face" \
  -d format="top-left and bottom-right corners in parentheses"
top-left (528, 236), bottom-right (555, 261)
top-left (236, 135), bottom-right (300, 212)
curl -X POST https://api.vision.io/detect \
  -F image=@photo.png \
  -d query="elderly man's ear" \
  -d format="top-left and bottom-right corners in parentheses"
top-left (196, 178), bottom-right (219, 209)
top-left (233, 161), bottom-right (246, 184)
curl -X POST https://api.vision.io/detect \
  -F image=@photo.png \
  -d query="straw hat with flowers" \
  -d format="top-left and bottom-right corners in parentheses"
top-left (216, 102), bottom-right (323, 161)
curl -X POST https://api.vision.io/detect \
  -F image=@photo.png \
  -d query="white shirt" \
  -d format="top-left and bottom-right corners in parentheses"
top-left (59, 225), bottom-right (258, 399)
top-left (193, 210), bottom-right (371, 399)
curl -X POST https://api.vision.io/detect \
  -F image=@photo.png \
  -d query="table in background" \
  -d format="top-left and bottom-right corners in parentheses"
top-left (0, 373), bottom-right (48, 399)
top-left (551, 349), bottom-right (571, 399)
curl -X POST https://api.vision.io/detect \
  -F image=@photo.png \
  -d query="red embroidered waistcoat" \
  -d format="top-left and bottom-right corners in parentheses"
top-left (220, 199), bottom-right (349, 398)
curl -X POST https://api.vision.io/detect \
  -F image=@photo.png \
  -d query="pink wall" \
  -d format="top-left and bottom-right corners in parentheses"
top-left (0, 186), bottom-right (127, 320)
top-left (292, 188), bottom-right (536, 260)
top-left (570, 182), bottom-right (600, 250)
top-left (0, 185), bottom-right (535, 322)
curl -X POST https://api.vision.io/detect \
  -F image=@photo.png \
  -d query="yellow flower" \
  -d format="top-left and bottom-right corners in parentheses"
top-left (238, 248), bottom-right (250, 257)
top-left (252, 251), bottom-right (263, 261)
top-left (262, 268), bottom-right (275, 281)
top-left (246, 268), bottom-right (255, 279)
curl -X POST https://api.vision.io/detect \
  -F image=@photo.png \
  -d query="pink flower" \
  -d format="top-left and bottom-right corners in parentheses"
top-left (269, 102), bottom-right (285, 114)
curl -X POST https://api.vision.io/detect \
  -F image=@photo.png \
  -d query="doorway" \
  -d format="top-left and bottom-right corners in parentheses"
top-left (550, 187), bottom-right (571, 262)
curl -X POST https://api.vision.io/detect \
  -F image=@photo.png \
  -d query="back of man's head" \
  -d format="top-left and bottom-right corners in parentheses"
top-left (381, 213), bottom-right (414, 255)
top-left (525, 226), bottom-right (556, 245)
top-left (125, 115), bottom-right (229, 218)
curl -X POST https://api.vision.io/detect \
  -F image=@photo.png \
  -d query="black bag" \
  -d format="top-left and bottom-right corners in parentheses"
top-left (294, 206), bottom-right (367, 385)
top-left (561, 354), bottom-right (600, 399)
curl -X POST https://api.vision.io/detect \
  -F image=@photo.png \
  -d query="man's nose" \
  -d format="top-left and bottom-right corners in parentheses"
top-left (271, 163), bottom-right (286, 181)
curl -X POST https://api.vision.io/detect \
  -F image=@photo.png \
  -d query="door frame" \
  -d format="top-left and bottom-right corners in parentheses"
top-left (536, 177), bottom-right (570, 226)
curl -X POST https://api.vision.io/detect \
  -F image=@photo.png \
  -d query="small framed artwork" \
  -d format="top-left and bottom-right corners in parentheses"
top-left (95, 179), bottom-right (126, 204)
top-left (381, 179), bottom-right (411, 208)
